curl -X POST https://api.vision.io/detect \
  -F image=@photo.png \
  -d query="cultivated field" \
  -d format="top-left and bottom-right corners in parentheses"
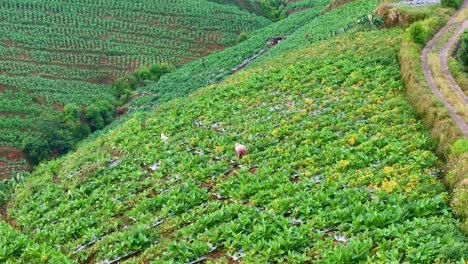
top-left (3, 15), bottom-right (467, 264)
top-left (0, 0), bottom-right (270, 178)
top-left (1, 0), bottom-right (466, 263)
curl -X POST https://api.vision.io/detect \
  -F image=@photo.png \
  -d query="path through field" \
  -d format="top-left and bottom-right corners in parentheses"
top-left (421, 0), bottom-right (468, 136)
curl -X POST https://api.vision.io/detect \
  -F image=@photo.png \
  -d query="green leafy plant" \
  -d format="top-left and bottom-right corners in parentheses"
top-left (409, 22), bottom-right (427, 45)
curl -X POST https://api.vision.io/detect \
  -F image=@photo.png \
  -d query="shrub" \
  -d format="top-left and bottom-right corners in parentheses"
top-left (22, 135), bottom-right (51, 165)
top-left (135, 65), bottom-right (151, 80)
top-left (22, 117), bottom-right (76, 165)
top-left (85, 100), bottom-right (115, 131)
top-left (149, 63), bottom-right (175, 81)
top-left (63, 103), bottom-right (81, 121)
top-left (409, 22), bottom-right (426, 45)
top-left (237, 32), bottom-right (249, 43)
top-left (456, 31), bottom-right (467, 69)
top-left (63, 103), bottom-right (90, 139)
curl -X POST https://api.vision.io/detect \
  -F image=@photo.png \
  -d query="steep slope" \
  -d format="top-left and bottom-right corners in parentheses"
top-left (4, 28), bottom-right (467, 262)
top-left (0, 0), bottom-right (270, 178)
top-left (132, 0), bottom-right (377, 110)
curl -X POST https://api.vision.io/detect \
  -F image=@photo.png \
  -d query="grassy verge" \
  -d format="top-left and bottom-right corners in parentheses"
top-left (398, 6), bottom-right (468, 232)
top-left (427, 52), bottom-right (467, 119)
top-left (448, 57), bottom-right (468, 94)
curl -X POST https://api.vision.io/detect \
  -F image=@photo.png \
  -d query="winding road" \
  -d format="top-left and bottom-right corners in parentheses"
top-left (421, 0), bottom-right (468, 136)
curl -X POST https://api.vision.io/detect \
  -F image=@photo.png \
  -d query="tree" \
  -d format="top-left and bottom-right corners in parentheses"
top-left (85, 100), bottom-right (115, 131)
top-left (135, 65), bottom-right (151, 80)
top-left (149, 63), bottom-right (175, 81)
top-left (22, 115), bottom-right (76, 165)
top-left (22, 134), bottom-right (51, 165)
top-left (63, 103), bottom-right (90, 139)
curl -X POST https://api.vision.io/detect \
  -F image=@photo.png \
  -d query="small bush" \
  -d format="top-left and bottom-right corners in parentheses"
top-left (22, 135), bottom-right (52, 165)
top-left (456, 31), bottom-right (468, 69)
top-left (149, 63), bottom-right (175, 81)
top-left (409, 22), bottom-right (426, 45)
top-left (135, 65), bottom-right (151, 80)
top-left (85, 100), bottom-right (115, 131)
top-left (452, 139), bottom-right (468, 155)
top-left (237, 32), bottom-right (249, 43)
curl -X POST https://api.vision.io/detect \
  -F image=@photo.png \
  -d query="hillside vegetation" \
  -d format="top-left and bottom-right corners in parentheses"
top-left (1, 0), bottom-right (467, 263)
top-left (3, 22), bottom-right (467, 264)
top-left (132, 0), bottom-right (378, 110)
top-left (0, 0), bottom-right (270, 178)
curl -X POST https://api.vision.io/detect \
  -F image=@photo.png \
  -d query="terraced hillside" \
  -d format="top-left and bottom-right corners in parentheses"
top-left (132, 0), bottom-right (375, 109)
top-left (2, 25), bottom-right (467, 264)
top-left (0, 0), bottom-right (270, 178)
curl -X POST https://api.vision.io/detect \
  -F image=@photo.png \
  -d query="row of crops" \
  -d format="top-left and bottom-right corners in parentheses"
top-left (133, 0), bottom-right (377, 110)
top-left (0, 220), bottom-right (73, 263)
top-left (5, 22), bottom-right (467, 264)
top-left (0, 0), bottom-right (271, 177)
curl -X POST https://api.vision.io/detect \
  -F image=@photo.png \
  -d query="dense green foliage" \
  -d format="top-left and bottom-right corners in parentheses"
top-left (22, 105), bottom-right (92, 166)
top-left (456, 30), bottom-right (468, 71)
top-left (1, 1), bottom-right (467, 263)
top-left (133, 0), bottom-right (378, 111)
top-left (0, 0), bottom-right (270, 176)
top-left (4, 28), bottom-right (467, 263)
top-left (409, 22), bottom-right (427, 45)
top-left (208, 0), bottom-right (288, 21)
top-left (21, 62), bottom-right (176, 165)
top-left (0, 221), bottom-right (73, 263)
top-left (441, 0), bottom-right (462, 9)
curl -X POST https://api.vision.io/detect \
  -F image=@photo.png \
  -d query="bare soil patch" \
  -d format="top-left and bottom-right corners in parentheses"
top-left (0, 147), bottom-right (24, 161)
top-left (288, 7), bottom-right (311, 14)
top-left (0, 84), bottom-right (18, 93)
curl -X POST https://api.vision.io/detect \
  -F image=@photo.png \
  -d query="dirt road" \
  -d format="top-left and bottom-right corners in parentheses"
top-left (421, 0), bottom-right (468, 136)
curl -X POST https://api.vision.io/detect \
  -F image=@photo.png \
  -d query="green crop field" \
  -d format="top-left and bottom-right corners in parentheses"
top-left (0, 0), bottom-right (466, 263)
top-left (132, 0), bottom-right (376, 110)
top-left (0, 0), bottom-right (270, 178)
top-left (2, 2), bottom-right (467, 260)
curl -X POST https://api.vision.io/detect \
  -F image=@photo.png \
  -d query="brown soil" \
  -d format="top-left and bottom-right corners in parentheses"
top-left (53, 173), bottom-right (60, 184)
top-left (0, 84), bottom-right (18, 93)
top-left (248, 167), bottom-right (258, 175)
top-left (0, 112), bottom-right (28, 118)
top-left (290, 177), bottom-right (301, 183)
top-left (224, 167), bottom-right (239, 177)
top-left (374, 4), bottom-right (416, 28)
top-left (0, 203), bottom-right (8, 222)
top-left (206, 249), bottom-right (226, 260)
top-left (113, 214), bottom-right (133, 227)
top-left (54, 103), bottom-right (64, 112)
top-left (87, 76), bottom-right (114, 85)
top-left (83, 250), bottom-right (98, 264)
top-left (200, 180), bottom-right (216, 190)
top-left (322, 0), bottom-right (354, 14)
top-left (0, 203), bottom-right (19, 231)
top-left (228, 258), bottom-right (242, 264)
top-left (288, 7), bottom-right (311, 14)
top-left (0, 147), bottom-right (24, 161)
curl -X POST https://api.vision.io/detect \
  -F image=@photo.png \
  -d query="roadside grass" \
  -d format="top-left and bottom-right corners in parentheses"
top-left (427, 52), bottom-right (467, 120)
top-left (448, 57), bottom-right (468, 94)
top-left (397, 3), bottom-right (468, 233)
